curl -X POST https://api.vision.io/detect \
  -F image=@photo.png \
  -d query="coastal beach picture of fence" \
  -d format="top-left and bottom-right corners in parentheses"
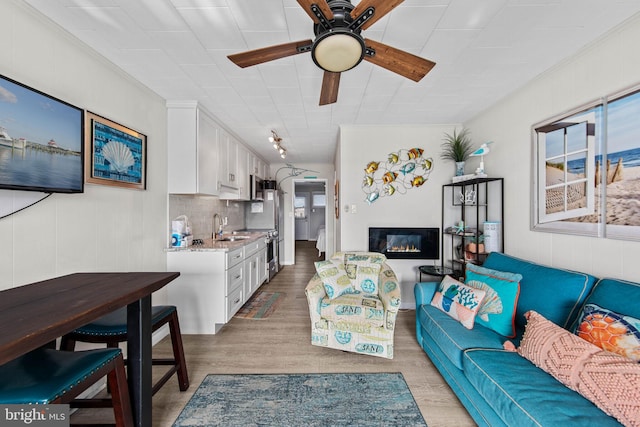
top-left (537, 85), bottom-right (640, 240)
top-left (0, 74), bottom-right (84, 193)
top-left (85, 112), bottom-right (146, 190)
top-left (601, 89), bottom-right (640, 228)
top-left (562, 90), bottom-right (640, 229)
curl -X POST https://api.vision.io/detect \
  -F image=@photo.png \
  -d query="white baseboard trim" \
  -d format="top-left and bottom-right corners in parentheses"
top-left (400, 301), bottom-right (416, 310)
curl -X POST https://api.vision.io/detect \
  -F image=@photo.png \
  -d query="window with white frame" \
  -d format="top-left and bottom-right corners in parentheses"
top-left (294, 196), bottom-right (306, 219)
top-left (535, 110), bottom-right (597, 224)
top-left (312, 192), bottom-right (326, 208)
top-left (533, 84), bottom-right (640, 240)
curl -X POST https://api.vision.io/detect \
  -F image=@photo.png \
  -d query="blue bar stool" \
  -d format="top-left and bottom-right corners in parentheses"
top-left (60, 305), bottom-right (189, 395)
top-left (0, 347), bottom-right (133, 427)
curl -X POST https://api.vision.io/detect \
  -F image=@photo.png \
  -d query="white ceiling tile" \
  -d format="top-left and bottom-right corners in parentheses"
top-left (438, 0), bottom-right (506, 30)
top-left (177, 6), bottom-right (245, 50)
top-left (23, 0), bottom-right (640, 163)
top-left (227, 1), bottom-right (287, 32)
top-left (117, 0), bottom-right (187, 31)
top-left (380, 6), bottom-right (445, 50)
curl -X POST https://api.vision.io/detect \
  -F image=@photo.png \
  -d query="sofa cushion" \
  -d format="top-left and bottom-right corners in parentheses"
top-left (416, 304), bottom-right (505, 370)
top-left (517, 311), bottom-right (640, 427)
top-left (462, 348), bottom-right (624, 427)
top-left (465, 263), bottom-right (521, 338)
top-left (574, 278), bottom-right (640, 327)
top-left (482, 252), bottom-right (596, 332)
top-left (430, 275), bottom-right (486, 330)
top-left (575, 303), bottom-right (640, 362)
top-left (320, 294), bottom-right (385, 327)
top-left (314, 260), bottom-right (354, 299)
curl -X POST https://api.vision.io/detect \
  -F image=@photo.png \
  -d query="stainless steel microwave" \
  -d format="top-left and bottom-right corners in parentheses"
top-left (250, 175), bottom-right (264, 200)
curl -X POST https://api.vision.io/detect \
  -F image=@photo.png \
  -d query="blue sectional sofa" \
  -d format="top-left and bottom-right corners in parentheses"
top-left (415, 252), bottom-right (638, 426)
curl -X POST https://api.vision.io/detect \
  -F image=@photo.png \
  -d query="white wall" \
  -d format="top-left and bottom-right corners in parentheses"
top-left (337, 124), bottom-right (459, 306)
top-left (271, 162), bottom-right (335, 265)
top-left (464, 13), bottom-right (640, 280)
top-left (0, 1), bottom-right (169, 295)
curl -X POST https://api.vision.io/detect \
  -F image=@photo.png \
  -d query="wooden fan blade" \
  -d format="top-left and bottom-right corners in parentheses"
top-left (364, 39), bottom-right (435, 82)
top-left (319, 71), bottom-right (341, 105)
top-left (351, 0), bottom-right (404, 31)
top-left (297, 0), bottom-right (334, 23)
top-left (228, 39), bottom-right (313, 68)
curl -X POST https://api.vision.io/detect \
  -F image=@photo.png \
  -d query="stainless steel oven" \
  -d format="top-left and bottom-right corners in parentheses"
top-left (243, 228), bottom-right (279, 282)
top-left (266, 230), bottom-right (278, 281)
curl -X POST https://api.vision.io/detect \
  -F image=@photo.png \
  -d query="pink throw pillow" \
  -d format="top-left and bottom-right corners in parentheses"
top-left (518, 311), bottom-right (640, 427)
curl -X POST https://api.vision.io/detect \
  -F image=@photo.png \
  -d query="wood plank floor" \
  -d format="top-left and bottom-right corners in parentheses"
top-left (149, 241), bottom-right (475, 426)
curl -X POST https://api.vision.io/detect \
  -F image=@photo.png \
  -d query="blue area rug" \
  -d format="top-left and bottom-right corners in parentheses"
top-left (173, 373), bottom-right (427, 426)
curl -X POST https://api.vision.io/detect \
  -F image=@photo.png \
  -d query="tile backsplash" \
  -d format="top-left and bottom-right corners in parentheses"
top-left (169, 194), bottom-right (246, 240)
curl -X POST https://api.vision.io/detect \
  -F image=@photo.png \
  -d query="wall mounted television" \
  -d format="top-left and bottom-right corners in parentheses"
top-left (0, 74), bottom-right (84, 193)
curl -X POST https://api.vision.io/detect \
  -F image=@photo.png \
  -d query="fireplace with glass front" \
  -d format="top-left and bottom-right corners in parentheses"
top-left (368, 227), bottom-right (439, 260)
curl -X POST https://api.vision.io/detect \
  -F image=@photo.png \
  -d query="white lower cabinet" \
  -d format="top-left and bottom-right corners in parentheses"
top-left (243, 239), bottom-right (267, 300)
top-left (166, 238), bottom-right (268, 334)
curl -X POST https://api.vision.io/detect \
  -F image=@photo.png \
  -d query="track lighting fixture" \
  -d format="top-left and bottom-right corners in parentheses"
top-left (269, 130), bottom-right (286, 159)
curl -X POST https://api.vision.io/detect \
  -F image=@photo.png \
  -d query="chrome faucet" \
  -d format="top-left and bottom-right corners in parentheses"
top-left (212, 213), bottom-right (223, 239)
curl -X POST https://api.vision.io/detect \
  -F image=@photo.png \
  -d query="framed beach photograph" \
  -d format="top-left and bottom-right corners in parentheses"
top-left (0, 73), bottom-right (84, 194)
top-left (532, 82), bottom-right (640, 241)
top-left (85, 112), bottom-right (146, 190)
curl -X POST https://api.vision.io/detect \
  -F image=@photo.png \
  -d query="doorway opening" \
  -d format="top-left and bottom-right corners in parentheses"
top-left (293, 180), bottom-right (328, 261)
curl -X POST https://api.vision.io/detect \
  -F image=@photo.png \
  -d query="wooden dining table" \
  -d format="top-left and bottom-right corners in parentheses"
top-left (0, 271), bottom-right (180, 427)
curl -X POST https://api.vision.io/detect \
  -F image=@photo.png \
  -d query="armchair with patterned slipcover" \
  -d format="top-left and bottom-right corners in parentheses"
top-left (305, 252), bottom-right (401, 359)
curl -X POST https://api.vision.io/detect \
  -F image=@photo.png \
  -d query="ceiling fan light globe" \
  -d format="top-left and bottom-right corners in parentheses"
top-left (312, 32), bottom-right (364, 73)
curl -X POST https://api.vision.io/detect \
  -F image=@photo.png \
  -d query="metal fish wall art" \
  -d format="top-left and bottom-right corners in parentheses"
top-left (362, 148), bottom-right (434, 204)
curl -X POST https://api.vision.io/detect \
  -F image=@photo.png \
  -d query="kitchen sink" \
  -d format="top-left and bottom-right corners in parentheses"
top-left (217, 236), bottom-right (251, 242)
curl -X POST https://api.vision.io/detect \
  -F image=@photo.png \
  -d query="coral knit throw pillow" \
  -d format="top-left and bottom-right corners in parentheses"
top-left (518, 311), bottom-right (640, 427)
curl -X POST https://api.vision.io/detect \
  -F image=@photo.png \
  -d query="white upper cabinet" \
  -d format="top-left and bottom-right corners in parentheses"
top-left (249, 154), bottom-right (268, 179)
top-left (167, 100), bottom-right (269, 197)
top-left (236, 144), bottom-right (249, 201)
top-left (219, 130), bottom-right (243, 190)
top-left (167, 101), bottom-right (219, 195)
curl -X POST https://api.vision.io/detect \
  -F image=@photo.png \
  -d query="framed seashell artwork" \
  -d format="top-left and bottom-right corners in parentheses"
top-left (85, 112), bottom-right (146, 190)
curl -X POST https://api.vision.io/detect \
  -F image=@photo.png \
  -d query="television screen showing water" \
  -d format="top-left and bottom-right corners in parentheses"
top-left (0, 74), bottom-right (83, 193)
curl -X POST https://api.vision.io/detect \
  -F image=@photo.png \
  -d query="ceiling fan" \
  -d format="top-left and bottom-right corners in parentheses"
top-left (227, 0), bottom-right (436, 106)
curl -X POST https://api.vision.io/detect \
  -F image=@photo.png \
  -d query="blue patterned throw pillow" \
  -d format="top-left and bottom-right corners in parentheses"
top-left (465, 263), bottom-right (522, 338)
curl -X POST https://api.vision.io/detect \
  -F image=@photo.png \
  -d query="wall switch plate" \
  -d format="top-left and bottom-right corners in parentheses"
top-left (351, 204), bottom-right (357, 214)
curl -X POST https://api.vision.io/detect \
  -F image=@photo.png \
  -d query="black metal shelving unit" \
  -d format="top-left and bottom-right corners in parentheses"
top-left (441, 177), bottom-right (504, 278)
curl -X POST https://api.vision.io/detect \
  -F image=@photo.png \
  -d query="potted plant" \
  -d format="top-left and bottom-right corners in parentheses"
top-left (440, 128), bottom-right (474, 176)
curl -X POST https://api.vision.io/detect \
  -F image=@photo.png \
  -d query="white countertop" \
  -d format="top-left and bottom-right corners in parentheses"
top-left (165, 232), bottom-right (266, 252)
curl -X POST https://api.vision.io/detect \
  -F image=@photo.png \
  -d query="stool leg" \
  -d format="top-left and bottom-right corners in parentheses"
top-left (168, 311), bottom-right (189, 391)
top-left (108, 355), bottom-right (134, 427)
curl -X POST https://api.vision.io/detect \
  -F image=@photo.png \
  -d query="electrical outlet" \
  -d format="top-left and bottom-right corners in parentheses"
top-left (223, 216), bottom-right (228, 225)
top-left (351, 204), bottom-right (357, 214)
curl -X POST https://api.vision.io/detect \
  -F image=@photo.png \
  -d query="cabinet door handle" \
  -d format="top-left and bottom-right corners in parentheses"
top-left (233, 297), bottom-right (241, 304)
top-left (234, 274), bottom-right (241, 280)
